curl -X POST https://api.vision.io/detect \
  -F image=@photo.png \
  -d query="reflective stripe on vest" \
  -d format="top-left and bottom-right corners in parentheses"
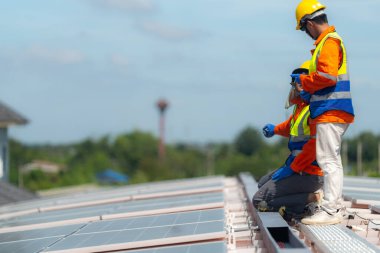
top-left (292, 150), bottom-right (302, 156)
top-left (290, 105), bottom-right (311, 138)
top-left (309, 32), bottom-right (354, 119)
top-left (288, 105), bottom-right (319, 170)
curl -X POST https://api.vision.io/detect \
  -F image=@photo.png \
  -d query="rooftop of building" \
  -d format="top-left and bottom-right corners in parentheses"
top-left (0, 173), bottom-right (379, 253)
top-left (0, 101), bottom-right (28, 127)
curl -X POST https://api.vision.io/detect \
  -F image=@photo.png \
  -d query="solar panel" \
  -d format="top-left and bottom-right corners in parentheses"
top-left (0, 209), bottom-right (225, 252)
top-left (0, 192), bottom-right (223, 232)
top-left (77, 209), bottom-right (224, 234)
top-left (0, 177), bottom-right (224, 216)
top-left (0, 224), bottom-right (85, 244)
top-left (43, 220), bottom-right (225, 252)
top-left (344, 177), bottom-right (380, 185)
top-left (344, 182), bottom-right (380, 190)
top-left (116, 241), bottom-right (226, 253)
top-left (343, 191), bottom-right (380, 201)
top-left (0, 205), bottom-right (110, 229)
top-left (0, 177), bottom-right (228, 253)
top-left (110, 192), bottom-right (224, 215)
top-left (0, 237), bottom-right (62, 253)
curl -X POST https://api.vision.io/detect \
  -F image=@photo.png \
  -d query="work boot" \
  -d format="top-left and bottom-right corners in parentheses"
top-left (301, 207), bottom-right (343, 225)
top-left (304, 201), bottom-right (319, 216)
top-left (307, 189), bottom-right (323, 204)
top-left (257, 201), bottom-right (269, 212)
top-left (303, 190), bottom-right (324, 217)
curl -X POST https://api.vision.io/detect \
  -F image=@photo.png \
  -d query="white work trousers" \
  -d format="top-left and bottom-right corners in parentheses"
top-left (316, 123), bottom-right (349, 213)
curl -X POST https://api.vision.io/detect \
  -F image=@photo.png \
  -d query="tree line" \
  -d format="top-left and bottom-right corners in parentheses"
top-left (9, 127), bottom-right (380, 191)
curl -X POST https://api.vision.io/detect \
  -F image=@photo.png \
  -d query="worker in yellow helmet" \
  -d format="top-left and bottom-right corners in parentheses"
top-left (253, 61), bottom-right (323, 221)
top-left (292, 0), bottom-right (355, 225)
top-left (285, 60), bottom-right (311, 109)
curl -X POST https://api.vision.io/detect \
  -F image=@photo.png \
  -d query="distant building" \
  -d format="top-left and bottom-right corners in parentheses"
top-left (20, 160), bottom-right (65, 174)
top-left (0, 101), bottom-right (28, 182)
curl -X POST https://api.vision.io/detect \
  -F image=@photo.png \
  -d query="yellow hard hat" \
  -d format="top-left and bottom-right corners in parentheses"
top-left (295, 0), bottom-right (326, 30)
top-left (299, 60), bottom-right (310, 70)
top-left (286, 60), bottom-right (311, 109)
top-left (291, 60), bottom-right (310, 78)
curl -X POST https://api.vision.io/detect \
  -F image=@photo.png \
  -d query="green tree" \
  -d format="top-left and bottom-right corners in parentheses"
top-left (234, 126), bottom-right (264, 156)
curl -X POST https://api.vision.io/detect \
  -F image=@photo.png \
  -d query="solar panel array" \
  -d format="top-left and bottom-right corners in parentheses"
top-left (343, 177), bottom-right (380, 205)
top-left (117, 241), bottom-right (226, 253)
top-left (1, 192), bottom-right (223, 231)
top-left (0, 177), bottom-right (228, 253)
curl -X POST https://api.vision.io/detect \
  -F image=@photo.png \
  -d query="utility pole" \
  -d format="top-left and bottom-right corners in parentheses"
top-left (206, 144), bottom-right (215, 176)
top-left (378, 142), bottom-right (380, 175)
top-left (357, 141), bottom-right (362, 176)
top-left (156, 99), bottom-right (169, 161)
top-left (18, 167), bottom-right (23, 188)
top-left (342, 141), bottom-right (348, 173)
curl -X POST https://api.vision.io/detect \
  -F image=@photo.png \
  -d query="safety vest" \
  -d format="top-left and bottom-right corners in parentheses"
top-left (287, 104), bottom-right (319, 172)
top-left (289, 105), bottom-right (312, 151)
top-left (309, 31), bottom-right (354, 119)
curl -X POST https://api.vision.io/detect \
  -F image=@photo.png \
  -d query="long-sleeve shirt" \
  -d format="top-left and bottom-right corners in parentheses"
top-left (299, 26), bottom-right (354, 124)
top-left (274, 98), bottom-right (323, 176)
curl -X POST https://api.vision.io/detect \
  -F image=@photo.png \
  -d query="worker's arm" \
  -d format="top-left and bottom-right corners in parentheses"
top-left (290, 138), bottom-right (316, 174)
top-left (289, 117), bottom-right (317, 173)
top-left (274, 115), bottom-right (292, 137)
top-left (300, 38), bottom-right (342, 94)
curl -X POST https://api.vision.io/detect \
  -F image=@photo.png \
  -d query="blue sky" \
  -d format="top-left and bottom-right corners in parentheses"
top-left (1, 0), bottom-right (379, 144)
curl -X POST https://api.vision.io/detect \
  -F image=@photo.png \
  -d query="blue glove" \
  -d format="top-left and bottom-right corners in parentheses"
top-left (290, 74), bottom-right (301, 84)
top-left (271, 166), bottom-right (295, 181)
top-left (300, 90), bottom-right (311, 102)
top-left (262, 124), bottom-right (275, 138)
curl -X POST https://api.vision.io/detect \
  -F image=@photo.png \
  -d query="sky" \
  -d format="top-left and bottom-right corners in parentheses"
top-left (1, 0), bottom-right (379, 144)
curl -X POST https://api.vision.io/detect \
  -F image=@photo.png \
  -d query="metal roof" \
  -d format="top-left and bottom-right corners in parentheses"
top-left (0, 181), bottom-right (37, 206)
top-left (0, 101), bottom-right (28, 127)
top-left (1, 174), bottom-right (380, 253)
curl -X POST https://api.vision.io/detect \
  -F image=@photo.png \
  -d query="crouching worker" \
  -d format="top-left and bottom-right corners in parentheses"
top-left (252, 61), bottom-right (323, 221)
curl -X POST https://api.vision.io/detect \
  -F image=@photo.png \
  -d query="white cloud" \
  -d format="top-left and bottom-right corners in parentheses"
top-left (140, 21), bottom-right (194, 41)
top-left (27, 46), bottom-right (85, 64)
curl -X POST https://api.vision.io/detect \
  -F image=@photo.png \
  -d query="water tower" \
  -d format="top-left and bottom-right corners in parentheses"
top-left (156, 99), bottom-right (169, 160)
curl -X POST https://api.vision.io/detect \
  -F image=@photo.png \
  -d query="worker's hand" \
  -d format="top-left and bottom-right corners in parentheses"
top-left (300, 90), bottom-right (311, 103)
top-left (290, 74), bottom-right (301, 84)
top-left (271, 166), bottom-right (295, 181)
top-left (262, 124), bottom-right (275, 138)
top-left (291, 74), bottom-right (303, 92)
